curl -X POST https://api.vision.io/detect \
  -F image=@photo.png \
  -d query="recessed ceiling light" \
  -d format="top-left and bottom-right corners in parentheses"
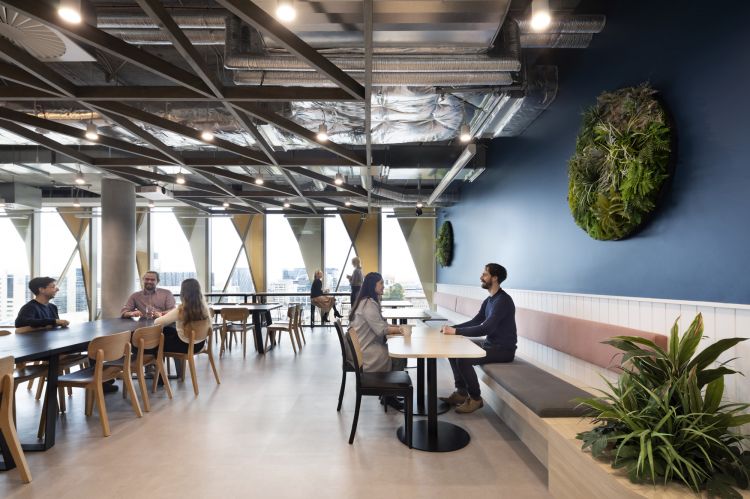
top-left (334, 172), bottom-right (344, 186)
top-left (276, 0), bottom-right (296, 22)
top-left (459, 124), bottom-right (472, 143)
top-left (255, 177), bottom-right (264, 185)
top-left (530, 0), bottom-right (552, 31)
top-left (58, 0), bottom-right (82, 24)
top-left (316, 123), bottom-right (329, 142)
top-left (176, 173), bottom-right (186, 185)
top-left (201, 129), bottom-right (214, 141)
top-left (85, 122), bottom-right (99, 141)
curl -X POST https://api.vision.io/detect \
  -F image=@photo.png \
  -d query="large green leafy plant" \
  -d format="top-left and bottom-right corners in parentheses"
top-left (577, 314), bottom-right (750, 498)
top-left (436, 221), bottom-right (453, 267)
top-left (568, 84), bottom-right (673, 240)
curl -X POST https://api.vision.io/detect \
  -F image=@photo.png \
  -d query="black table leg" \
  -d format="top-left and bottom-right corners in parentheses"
top-left (398, 358), bottom-right (471, 452)
top-left (252, 311), bottom-right (265, 353)
top-left (409, 358), bottom-right (449, 416)
top-left (20, 354), bottom-right (60, 452)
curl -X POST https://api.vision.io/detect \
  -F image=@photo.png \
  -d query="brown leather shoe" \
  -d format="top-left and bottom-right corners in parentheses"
top-left (439, 390), bottom-right (468, 406)
top-left (455, 397), bottom-right (483, 414)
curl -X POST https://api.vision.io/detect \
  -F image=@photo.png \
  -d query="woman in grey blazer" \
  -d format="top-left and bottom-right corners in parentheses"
top-left (348, 272), bottom-right (407, 373)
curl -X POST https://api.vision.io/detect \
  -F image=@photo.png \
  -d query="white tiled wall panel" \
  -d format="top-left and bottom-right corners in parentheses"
top-left (436, 284), bottom-right (750, 403)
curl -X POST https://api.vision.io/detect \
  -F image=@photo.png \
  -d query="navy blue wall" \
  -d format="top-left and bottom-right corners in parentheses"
top-left (438, 0), bottom-right (750, 304)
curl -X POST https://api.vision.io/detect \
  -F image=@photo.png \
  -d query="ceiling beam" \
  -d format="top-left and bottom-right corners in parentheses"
top-left (216, 0), bottom-right (365, 100)
top-left (0, 0), bottom-right (212, 96)
top-left (233, 102), bottom-right (367, 166)
top-left (0, 107), bottom-right (172, 164)
top-left (103, 167), bottom-right (226, 196)
top-left (0, 119), bottom-right (94, 165)
top-left (88, 101), bottom-right (271, 165)
top-left (199, 167), bottom-right (297, 197)
top-left (285, 167), bottom-right (369, 197)
top-left (0, 85), bottom-right (355, 102)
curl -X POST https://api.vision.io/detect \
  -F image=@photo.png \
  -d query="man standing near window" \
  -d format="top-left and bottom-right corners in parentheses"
top-left (15, 277), bottom-right (70, 329)
top-left (120, 271), bottom-right (175, 319)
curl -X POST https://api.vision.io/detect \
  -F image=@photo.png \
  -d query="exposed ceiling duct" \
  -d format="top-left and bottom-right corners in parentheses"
top-left (234, 71), bottom-right (514, 87)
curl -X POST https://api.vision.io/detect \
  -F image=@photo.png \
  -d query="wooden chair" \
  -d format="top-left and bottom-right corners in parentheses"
top-left (293, 304), bottom-right (306, 346)
top-left (0, 356), bottom-right (32, 483)
top-left (54, 331), bottom-right (142, 437)
top-left (344, 328), bottom-right (413, 447)
top-left (333, 321), bottom-right (355, 412)
top-left (266, 305), bottom-right (300, 353)
top-left (112, 325), bottom-right (172, 412)
top-left (219, 308), bottom-right (252, 357)
top-left (163, 325), bottom-right (220, 396)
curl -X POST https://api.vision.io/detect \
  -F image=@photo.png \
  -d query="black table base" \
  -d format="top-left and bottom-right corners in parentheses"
top-left (397, 421), bottom-right (471, 452)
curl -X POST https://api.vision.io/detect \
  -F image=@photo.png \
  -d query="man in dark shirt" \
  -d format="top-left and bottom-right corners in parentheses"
top-left (439, 263), bottom-right (517, 414)
top-left (15, 277), bottom-right (70, 329)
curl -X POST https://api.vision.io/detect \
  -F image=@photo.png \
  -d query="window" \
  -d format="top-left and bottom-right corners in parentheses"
top-left (381, 211), bottom-right (427, 308)
top-left (324, 216), bottom-right (358, 312)
top-left (266, 214), bottom-right (309, 317)
top-left (211, 217), bottom-right (254, 302)
top-left (0, 211), bottom-right (31, 324)
top-left (150, 210), bottom-right (197, 295)
top-left (40, 209), bottom-right (88, 321)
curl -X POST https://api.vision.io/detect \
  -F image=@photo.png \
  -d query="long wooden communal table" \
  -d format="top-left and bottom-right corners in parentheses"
top-left (0, 318), bottom-right (147, 467)
top-left (380, 300), bottom-right (413, 308)
top-left (388, 327), bottom-right (486, 452)
top-left (208, 303), bottom-right (282, 354)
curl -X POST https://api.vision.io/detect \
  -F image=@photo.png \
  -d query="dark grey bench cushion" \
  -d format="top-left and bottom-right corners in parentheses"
top-left (481, 359), bottom-right (593, 418)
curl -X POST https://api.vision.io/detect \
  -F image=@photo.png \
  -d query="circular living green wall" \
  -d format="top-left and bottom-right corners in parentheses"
top-left (568, 84), bottom-right (674, 240)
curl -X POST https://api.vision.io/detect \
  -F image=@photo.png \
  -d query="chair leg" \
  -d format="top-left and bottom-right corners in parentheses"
top-left (207, 346), bottom-right (221, 385)
top-left (156, 358), bottom-right (174, 399)
top-left (289, 330), bottom-right (297, 354)
top-left (85, 388), bottom-right (94, 416)
top-left (94, 383), bottom-right (110, 437)
top-left (136, 366), bottom-right (150, 412)
top-left (57, 386), bottom-right (66, 413)
top-left (348, 393), bottom-right (362, 444)
top-left (188, 356), bottom-right (199, 396)
top-left (180, 360), bottom-right (186, 381)
top-left (337, 371), bottom-right (347, 411)
top-left (35, 375), bottom-right (45, 400)
top-left (123, 373), bottom-right (143, 418)
top-left (0, 406), bottom-right (32, 483)
top-left (242, 330), bottom-right (248, 358)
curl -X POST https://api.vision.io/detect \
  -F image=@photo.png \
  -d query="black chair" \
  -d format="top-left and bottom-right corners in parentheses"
top-left (344, 328), bottom-right (412, 447)
top-left (333, 320), bottom-right (355, 411)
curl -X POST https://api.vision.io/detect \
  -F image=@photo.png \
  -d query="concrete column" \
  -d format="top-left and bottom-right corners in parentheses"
top-left (101, 179), bottom-right (136, 318)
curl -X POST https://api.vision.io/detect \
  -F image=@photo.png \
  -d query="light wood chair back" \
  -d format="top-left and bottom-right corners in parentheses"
top-left (132, 324), bottom-right (163, 351)
top-left (0, 330), bottom-right (10, 337)
top-left (346, 328), bottom-right (364, 371)
top-left (220, 308), bottom-right (250, 322)
top-left (184, 322), bottom-right (210, 343)
top-left (0, 355), bottom-right (32, 482)
top-left (164, 324), bottom-right (220, 396)
top-left (130, 324), bottom-right (172, 412)
top-left (87, 331), bottom-right (131, 363)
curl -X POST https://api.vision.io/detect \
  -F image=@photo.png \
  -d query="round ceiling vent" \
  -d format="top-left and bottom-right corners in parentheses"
top-left (0, 7), bottom-right (66, 60)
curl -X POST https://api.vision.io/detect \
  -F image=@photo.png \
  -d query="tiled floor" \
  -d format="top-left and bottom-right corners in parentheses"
top-left (1, 326), bottom-right (550, 498)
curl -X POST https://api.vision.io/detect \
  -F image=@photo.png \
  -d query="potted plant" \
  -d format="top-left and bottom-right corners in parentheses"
top-left (577, 314), bottom-right (750, 498)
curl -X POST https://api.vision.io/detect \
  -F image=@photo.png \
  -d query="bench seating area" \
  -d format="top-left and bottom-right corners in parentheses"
top-left (432, 291), bottom-right (672, 497)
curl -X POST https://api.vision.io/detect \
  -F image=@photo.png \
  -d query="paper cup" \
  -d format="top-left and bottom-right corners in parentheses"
top-left (400, 325), bottom-right (413, 337)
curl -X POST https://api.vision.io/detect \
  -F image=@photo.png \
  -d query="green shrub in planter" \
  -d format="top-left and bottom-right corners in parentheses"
top-left (577, 314), bottom-right (750, 498)
top-left (436, 221), bottom-right (453, 267)
top-left (568, 84), bottom-right (673, 240)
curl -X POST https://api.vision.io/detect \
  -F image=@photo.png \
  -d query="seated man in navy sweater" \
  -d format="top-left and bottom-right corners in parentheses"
top-left (15, 276), bottom-right (70, 329)
top-left (440, 263), bottom-right (517, 414)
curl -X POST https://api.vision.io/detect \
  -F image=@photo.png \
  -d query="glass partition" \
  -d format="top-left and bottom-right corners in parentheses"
top-left (325, 215), bottom-right (358, 314)
top-left (210, 217), bottom-right (254, 302)
top-left (266, 214), bottom-right (309, 319)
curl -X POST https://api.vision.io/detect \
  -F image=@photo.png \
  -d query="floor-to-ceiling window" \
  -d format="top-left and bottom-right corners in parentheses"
top-left (0, 210), bottom-right (31, 324)
top-left (381, 211), bottom-right (427, 308)
top-left (40, 209), bottom-right (89, 321)
top-left (266, 214), bottom-right (309, 317)
top-left (150, 209), bottom-right (197, 295)
top-left (325, 215), bottom-right (358, 312)
top-left (210, 217), bottom-right (254, 302)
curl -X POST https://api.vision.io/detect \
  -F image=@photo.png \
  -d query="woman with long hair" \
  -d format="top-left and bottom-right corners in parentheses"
top-left (155, 278), bottom-right (212, 353)
top-left (349, 272), bottom-right (406, 372)
top-left (310, 269), bottom-right (342, 321)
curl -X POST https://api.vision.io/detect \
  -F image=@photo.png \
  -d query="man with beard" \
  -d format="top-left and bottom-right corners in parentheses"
top-left (121, 271), bottom-right (175, 319)
top-left (439, 263), bottom-right (517, 414)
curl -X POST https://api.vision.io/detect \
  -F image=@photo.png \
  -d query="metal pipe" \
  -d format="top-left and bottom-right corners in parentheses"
top-left (225, 55), bottom-right (520, 72)
top-left (234, 71), bottom-right (513, 87)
